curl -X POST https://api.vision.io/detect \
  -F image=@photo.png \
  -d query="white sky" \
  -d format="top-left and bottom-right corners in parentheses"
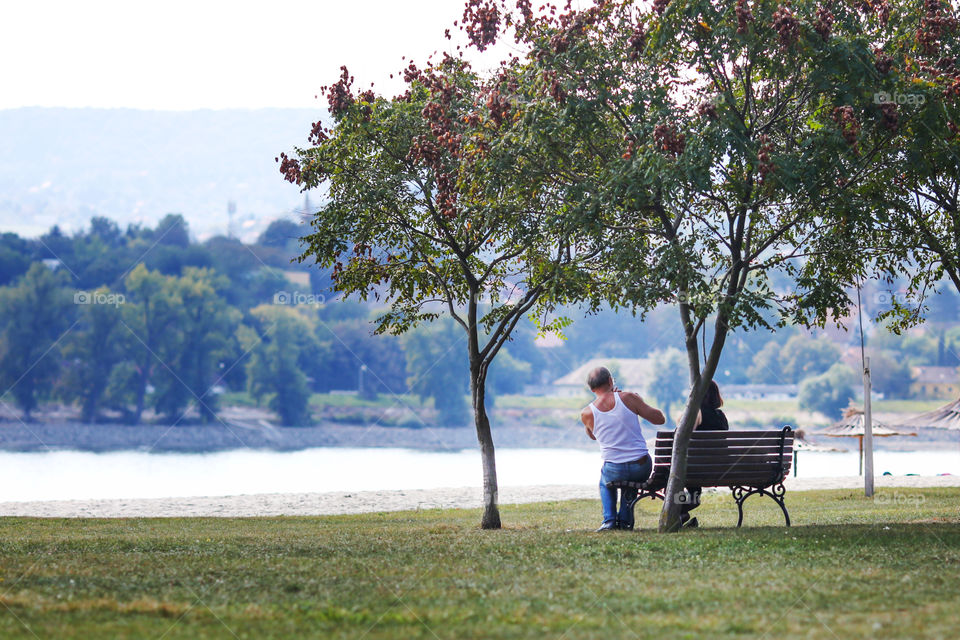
top-left (1, 0), bottom-right (519, 110)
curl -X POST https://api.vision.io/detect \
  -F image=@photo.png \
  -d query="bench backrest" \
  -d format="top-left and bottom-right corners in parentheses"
top-left (650, 427), bottom-right (794, 488)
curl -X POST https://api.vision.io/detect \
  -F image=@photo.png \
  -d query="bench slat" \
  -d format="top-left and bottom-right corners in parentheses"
top-left (654, 444), bottom-right (792, 454)
top-left (655, 462), bottom-right (790, 473)
top-left (656, 436), bottom-right (793, 448)
top-left (657, 430), bottom-right (792, 439)
top-left (683, 474), bottom-right (787, 486)
top-left (654, 453), bottom-right (791, 463)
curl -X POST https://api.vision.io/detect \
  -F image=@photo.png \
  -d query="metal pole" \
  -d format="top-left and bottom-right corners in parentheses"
top-left (863, 356), bottom-right (874, 497)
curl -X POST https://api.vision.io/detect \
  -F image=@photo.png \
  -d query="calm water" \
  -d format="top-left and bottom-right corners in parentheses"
top-left (1, 447), bottom-right (957, 503)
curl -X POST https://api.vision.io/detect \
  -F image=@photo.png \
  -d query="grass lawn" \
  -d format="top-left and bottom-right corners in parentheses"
top-left (2, 489), bottom-right (959, 638)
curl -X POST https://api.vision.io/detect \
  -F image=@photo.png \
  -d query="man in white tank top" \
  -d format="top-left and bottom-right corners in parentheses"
top-left (580, 366), bottom-right (665, 531)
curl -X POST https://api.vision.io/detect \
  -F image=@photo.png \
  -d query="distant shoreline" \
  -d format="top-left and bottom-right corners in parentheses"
top-left (0, 421), bottom-right (596, 454)
top-left (0, 420), bottom-right (947, 454)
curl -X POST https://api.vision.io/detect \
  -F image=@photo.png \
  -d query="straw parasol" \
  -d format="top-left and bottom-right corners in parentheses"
top-left (817, 404), bottom-right (917, 475)
top-left (896, 396), bottom-right (960, 431)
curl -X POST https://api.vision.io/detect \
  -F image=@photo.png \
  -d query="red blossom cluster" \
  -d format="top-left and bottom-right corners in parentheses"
top-left (486, 89), bottom-right (511, 126)
top-left (622, 134), bottom-right (637, 160)
top-left (516, 0), bottom-right (534, 26)
top-left (550, 78), bottom-right (566, 103)
top-left (917, 0), bottom-right (958, 56)
top-left (276, 152), bottom-right (302, 185)
top-left (814, 5), bottom-right (834, 41)
top-left (550, 32), bottom-right (570, 53)
top-left (736, 0), bottom-right (753, 35)
top-left (936, 55), bottom-right (957, 70)
top-left (855, 0), bottom-right (890, 26)
top-left (653, 0), bottom-right (670, 16)
top-left (628, 23), bottom-right (646, 60)
top-left (832, 106), bottom-right (861, 152)
top-left (878, 102), bottom-right (899, 131)
top-left (463, 0), bottom-right (501, 51)
top-left (874, 48), bottom-right (894, 74)
top-left (757, 135), bottom-right (775, 182)
top-left (309, 120), bottom-right (328, 145)
top-left (943, 77), bottom-right (960, 100)
top-left (698, 101), bottom-right (718, 120)
top-left (653, 124), bottom-right (685, 157)
top-left (323, 66), bottom-right (355, 117)
top-left (772, 5), bottom-right (800, 48)
top-left (403, 62), bottom-right (422, 84)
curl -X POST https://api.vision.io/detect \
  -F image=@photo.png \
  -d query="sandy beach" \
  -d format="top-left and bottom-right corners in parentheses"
top-left (1, 474), bottom-right (957, 518)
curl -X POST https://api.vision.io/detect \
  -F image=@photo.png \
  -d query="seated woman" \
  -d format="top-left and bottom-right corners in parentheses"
top-left (680, 380), bottom-right (728, 528)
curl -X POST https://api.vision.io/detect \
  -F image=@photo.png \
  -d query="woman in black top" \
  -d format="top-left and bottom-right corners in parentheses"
top-left (680, 380), bottom-right (727, 527)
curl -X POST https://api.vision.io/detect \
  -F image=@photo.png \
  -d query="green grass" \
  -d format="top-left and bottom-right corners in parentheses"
top-left (872, 399), bottom-right (947, 414)
top-left (1, 489), bottom-right (959, 638)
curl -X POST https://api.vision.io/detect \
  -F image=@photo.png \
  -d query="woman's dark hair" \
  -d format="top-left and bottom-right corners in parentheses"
top-left (702, 380), bottom-right (723, 409)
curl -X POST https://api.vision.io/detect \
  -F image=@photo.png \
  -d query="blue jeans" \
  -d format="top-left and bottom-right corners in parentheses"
top-left (599, 457), bottom-right (652, 529)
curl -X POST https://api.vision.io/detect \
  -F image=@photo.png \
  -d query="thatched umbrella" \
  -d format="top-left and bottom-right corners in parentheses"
top-left (817, 405), bottom-right (917, 475)
top-left (896, 396), bottom-right (960, 431)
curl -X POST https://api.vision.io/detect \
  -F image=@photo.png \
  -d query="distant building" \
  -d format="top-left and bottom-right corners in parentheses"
top-left (910, 366), bottom-right (960, 399)
top-left (551, 357), bottom-right (655, 397)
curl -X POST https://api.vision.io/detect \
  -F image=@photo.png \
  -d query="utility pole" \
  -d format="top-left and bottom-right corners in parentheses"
top-left (863, 356), bottom-right (874, 497)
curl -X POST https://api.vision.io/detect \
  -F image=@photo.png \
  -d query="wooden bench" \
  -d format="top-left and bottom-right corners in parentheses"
top-left (608, 426), bottom-right (794, 527)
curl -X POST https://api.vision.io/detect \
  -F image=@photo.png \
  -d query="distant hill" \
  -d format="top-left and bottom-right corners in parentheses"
top-left (0, 107), bottom-right (325, 241)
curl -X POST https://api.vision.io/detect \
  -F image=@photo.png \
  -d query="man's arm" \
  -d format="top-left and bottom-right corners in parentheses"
top-left (619, 391), bottom-right (666, 425)
top-left (580, 406), bottom-right (596, 440)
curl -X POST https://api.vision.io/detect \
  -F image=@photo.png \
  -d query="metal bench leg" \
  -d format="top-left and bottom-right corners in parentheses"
top-left (732, 484), bottom-right (790, 528)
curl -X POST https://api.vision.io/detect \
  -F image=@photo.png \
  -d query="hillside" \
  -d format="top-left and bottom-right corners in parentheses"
top-left (0, 107), bottom-right (324, 240)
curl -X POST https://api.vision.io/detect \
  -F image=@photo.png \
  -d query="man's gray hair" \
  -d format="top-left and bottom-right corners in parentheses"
top-left (586, 366), bottom-right (611, 391)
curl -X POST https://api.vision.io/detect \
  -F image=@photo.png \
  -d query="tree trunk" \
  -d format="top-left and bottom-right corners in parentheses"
top-left (470, 363), bottom-right (501, 529)
top-left (659, 306), bottom-right (732, 532)
top-left (658, 382), bottom-right (708, 532)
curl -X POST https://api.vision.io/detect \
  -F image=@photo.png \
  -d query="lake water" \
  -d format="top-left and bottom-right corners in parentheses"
top-left (1, 447), bottom-right (957, 503)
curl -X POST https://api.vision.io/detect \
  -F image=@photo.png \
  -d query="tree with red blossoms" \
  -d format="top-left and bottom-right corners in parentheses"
top-left (281, 55), bottom-right (604, 529)
top-left (467, 0), bottom-right (917, 531)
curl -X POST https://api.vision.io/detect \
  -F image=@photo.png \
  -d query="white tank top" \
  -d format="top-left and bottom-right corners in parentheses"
top-left (590, 392), bottom-right (649, 463)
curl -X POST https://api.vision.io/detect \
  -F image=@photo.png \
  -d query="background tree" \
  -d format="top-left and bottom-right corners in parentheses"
top-left (151, 268), bottom-right (240, 423)
top-left (0, 232), bottom-right (34, 286)
top-left (799, 363), bottom-right (857, 418)
top-left (244, 305), bottom-right (320, 426)
top-left (779, 335), bottom-right (842, 383)
top-left (59, 286), bottom-right (125, 422)
top-left (121, 264), bottom-right (181, 424)
top-left (869, 350), bottom-right (913, 398)
top-left (0, 263), bottom-right (74, 419)
top-left (403, 320), bottom-right (470, 426)
top-left (486, 348), bottom-right (533, 404)
top-left (648, 348), bottom-right (688, 427)
top-left (286, 55), bottom-right (602, 528)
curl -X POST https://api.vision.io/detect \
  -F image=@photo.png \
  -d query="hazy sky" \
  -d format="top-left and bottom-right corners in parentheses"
top-left (1, 0), bottom-right (519, 110)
